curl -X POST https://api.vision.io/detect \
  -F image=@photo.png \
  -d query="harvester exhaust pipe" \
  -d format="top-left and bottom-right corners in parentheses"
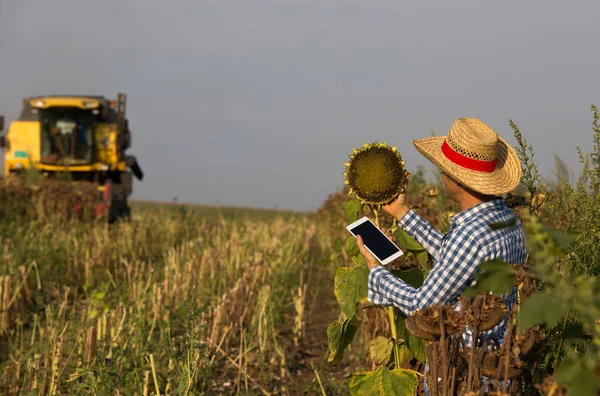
top-left (125, 155), bottom-right (144, 181)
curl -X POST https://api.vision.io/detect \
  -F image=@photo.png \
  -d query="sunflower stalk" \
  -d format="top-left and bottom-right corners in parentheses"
top-left (387, 306), bottom-right (401, 369)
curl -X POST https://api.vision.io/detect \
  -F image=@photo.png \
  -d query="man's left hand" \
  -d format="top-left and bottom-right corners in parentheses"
top-left (356, 235), bottom-right (382, 270)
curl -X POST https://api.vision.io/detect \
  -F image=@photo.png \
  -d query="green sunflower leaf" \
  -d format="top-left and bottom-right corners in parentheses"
top-left (391, 268), bottom-right (425, 289)
top-left (369, 336), bottom-right (393, 366)
top-left (349, 366), bottom-right (418, 396)
top-left (345, 199), bottom-right (362, 222)
top-left (346, 236), bottom-right (360, 258)
top-left (334, 266), bottom-right (370, 318)
top-left (327, 317), bottom-right (359, 366)
top-left (517, 290), bottom-right (568, 331)
top-left (393, 228), bottom-right (425, 252)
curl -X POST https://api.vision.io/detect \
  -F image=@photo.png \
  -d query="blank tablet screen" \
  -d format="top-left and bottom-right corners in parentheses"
top-left (349, 220), bottom-right (400, 261)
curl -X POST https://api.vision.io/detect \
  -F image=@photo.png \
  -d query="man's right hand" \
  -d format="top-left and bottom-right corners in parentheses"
top-left (382, 173), bottom-right (411, 220)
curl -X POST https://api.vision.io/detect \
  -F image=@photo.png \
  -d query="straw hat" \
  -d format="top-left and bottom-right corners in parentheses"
top-left (413, 118), bottom-right (522, 196)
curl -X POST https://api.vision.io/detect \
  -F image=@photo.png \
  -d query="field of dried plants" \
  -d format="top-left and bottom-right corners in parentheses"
top-left (0, 200), bottom-right (361, 395)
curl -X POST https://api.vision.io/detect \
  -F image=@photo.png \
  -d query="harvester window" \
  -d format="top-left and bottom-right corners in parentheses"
top-left (40, 107), bottom-right (96, 165)
top-left (55, 119), bottom-right (77, 135)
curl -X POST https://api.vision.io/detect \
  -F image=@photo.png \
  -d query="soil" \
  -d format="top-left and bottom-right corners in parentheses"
top-left (208, 234), bottom-right (364, 396)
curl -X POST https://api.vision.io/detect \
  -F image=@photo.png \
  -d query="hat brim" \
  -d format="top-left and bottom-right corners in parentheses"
top-left (412, 136), bottom-right (522, 196)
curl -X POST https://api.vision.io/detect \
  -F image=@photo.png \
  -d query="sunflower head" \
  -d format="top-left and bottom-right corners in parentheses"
top-left (343, 141), bottom-right (408, 206)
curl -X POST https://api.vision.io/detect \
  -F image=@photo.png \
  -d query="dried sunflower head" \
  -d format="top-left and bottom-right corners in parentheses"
top-left (411, 304), bottom-right (466, 338)
top-left (459, 295), bottom-right (507, 332)
top-left (344, 141), bottom-right (408, 205)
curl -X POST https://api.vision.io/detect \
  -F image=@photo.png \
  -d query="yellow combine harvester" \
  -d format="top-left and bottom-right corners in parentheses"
top-left (0, 92), bottom-right (144, 222)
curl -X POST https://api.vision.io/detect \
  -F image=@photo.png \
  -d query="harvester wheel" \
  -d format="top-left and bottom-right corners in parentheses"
top-left (121, 171), bottom-right (133, 196)
top-left (108, 183), bottom-right (131, 223)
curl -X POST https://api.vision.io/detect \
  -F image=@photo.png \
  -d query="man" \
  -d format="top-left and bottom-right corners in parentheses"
top-left (356, 117), bottom-right (527, 350)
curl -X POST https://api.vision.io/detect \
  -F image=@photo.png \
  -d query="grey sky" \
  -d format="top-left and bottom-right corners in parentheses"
top-left (1, 0), bottom-right (599, 211)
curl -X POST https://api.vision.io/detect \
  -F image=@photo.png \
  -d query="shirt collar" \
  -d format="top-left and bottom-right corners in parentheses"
top-left (450, 197), bottom-right (506, 226)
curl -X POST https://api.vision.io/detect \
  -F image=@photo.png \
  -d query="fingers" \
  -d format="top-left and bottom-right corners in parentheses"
top-left (356, 235), bottom-right (371, 257)
top-left (356, 235), bottom-right (366, 252)
top-left (356, 235), bottom-right (380, 269)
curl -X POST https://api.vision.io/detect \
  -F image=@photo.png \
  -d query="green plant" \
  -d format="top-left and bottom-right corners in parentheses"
top-left (510, 118), bottom-right (547, 216)
top-left (326, 197), bottom-right (429, 395)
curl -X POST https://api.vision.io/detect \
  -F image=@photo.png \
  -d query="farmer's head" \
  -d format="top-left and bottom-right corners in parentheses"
top-left (412, 118), bottom-right (522, 202)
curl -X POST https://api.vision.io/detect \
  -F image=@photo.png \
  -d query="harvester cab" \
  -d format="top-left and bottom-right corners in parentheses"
top-left (0, 93), bottom-right (144, 222)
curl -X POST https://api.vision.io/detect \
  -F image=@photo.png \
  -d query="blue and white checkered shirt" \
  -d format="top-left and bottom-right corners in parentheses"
top-left (368, 198), bottom-right (527, 348)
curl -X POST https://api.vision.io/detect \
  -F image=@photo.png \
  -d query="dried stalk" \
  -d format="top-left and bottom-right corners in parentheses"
top-left (148, 354), bottom-right (161, 396)
top-left (503, 324), bottom-right (515, 392)
top-left (439, 305), bottom-right (449, 396)
top-left (210, 338), bottom-right (272, 396)
top-left (431, 339), bottom-right (439, 395)
top-left (467, 296), bottom-right (482, 390)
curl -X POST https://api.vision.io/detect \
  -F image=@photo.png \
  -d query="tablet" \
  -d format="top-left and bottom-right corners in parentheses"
top-left (346, 216), bottom-right (404, 265)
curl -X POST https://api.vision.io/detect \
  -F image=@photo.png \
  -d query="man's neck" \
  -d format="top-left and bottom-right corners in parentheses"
top-left (456, 195), bottom-right (485, 212)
